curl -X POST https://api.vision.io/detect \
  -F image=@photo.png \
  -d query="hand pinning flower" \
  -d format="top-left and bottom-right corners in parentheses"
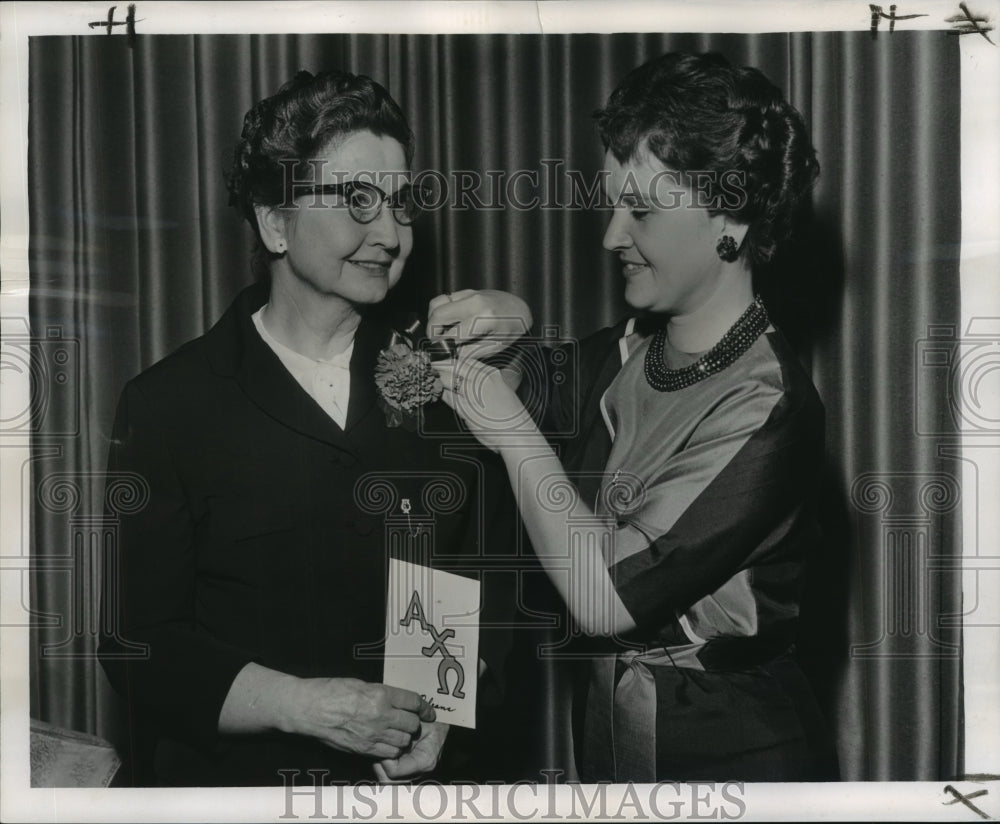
top-left (374, 341), bottom-right (444, 429)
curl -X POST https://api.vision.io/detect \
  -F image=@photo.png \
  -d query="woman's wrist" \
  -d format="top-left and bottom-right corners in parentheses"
top-left (272, 672), bottom-right (309, 735)
top-left (219, 662), bottom-right (306, 735)
top-left (497, 433), bottom-right (554, 461)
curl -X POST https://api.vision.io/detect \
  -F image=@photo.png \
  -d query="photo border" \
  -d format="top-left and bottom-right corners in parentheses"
top-left (2, 1), bottom-right (998, 820)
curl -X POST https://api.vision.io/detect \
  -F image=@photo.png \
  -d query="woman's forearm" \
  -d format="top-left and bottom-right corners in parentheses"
top-left (219, 663), bottom-right (437, 762)
top-left (498, 437), bottom-right (636, 637)
top-left (431, 356), bottom-right (636, 636)
top-left (218, 662), bottom-right (302, 734)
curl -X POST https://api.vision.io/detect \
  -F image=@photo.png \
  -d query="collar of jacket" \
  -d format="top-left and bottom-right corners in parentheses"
top-left (204, 280), bottom-right (388, 450)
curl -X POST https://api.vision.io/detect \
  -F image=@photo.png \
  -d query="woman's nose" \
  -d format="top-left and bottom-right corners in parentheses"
top-left (602, 209), bottom-right (632, 252)
top-left (366, 204), bottom-right (402, 249)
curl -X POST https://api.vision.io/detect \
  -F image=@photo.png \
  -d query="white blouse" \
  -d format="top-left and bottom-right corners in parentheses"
top-left (252, 307), bottom-right (354, 429)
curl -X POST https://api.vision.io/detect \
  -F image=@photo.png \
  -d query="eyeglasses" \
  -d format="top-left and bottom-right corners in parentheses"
top-left (290, 180), bottom-right (429, 226)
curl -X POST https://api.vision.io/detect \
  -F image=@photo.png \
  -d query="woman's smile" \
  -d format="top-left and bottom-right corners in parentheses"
top-left (621, 258), bottom-right (649, 277)
top-left (349, 258), bottom-right (392, 275)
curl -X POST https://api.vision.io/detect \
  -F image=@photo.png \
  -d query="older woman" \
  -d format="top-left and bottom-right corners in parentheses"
top-left (99, 70), bottom-right (527, 786)
top-left (434, 52), bottom-right (837, 782)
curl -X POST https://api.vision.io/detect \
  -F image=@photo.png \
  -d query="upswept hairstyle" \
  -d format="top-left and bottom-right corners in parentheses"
top-left (226, 70), bottom-right (414, 237)
top-left (595, 52), bottom-right (819, 266)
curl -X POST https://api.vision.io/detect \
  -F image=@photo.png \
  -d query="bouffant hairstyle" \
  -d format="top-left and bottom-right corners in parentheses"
top-left (226, 70), bottom-right (414, 237)
top-left (595, 52), bottom-right (819, 266)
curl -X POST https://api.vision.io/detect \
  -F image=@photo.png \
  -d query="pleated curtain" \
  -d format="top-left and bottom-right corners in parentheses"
top-left (28, 31), bottom-right (963, 780)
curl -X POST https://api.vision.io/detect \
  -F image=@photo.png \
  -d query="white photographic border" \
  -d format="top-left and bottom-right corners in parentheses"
top-left (1, 1), bottom-right (998, 820)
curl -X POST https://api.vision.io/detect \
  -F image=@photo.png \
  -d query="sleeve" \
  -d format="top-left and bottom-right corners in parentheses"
top-left (607, 381), bottom-right (823, 635)
top-left (98, 380), bottom-right (256, 750)
top-left (514, 324), bottom-right (625, 444)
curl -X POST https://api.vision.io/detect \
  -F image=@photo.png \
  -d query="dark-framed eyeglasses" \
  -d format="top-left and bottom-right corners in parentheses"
top-left (290, 180), bottom-right (429, 226)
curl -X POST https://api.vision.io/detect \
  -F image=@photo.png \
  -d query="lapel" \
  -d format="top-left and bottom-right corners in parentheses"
top-left (345, 314), bottom-right (384, 432)
top-left (205, 282), bottom-right (390, 453)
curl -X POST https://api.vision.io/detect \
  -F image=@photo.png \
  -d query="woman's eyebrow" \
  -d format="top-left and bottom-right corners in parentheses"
top-left (602, 184), bottom-right (631, 204)
top-left (616, 192), bottom-right (650, 207)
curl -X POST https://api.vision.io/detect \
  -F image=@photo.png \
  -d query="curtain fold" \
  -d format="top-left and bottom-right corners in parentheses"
top-left (28, 31), bottom-right (962, 781)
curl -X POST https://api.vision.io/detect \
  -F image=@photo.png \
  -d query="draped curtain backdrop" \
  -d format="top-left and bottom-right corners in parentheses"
top-left (28, 32), bottom-right (963, 781)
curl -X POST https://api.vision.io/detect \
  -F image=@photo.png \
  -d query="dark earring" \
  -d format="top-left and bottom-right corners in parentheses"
top-left (716, 235), bottom-right (739, 262)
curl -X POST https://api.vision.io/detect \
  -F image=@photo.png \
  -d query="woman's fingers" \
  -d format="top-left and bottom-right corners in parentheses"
top-left (432, 359), bottom-right (501, 416)
top-left (428, 289), bottom-right (529, 354)
top-left (387, 708), bottom-right (422, 736)
top-left (384, 685), bottom-right (434, 720)
top-left (298, 680), bottom-right (440, 760)
top-left (376, 728), bottom-right (414, 750)
top-left (431, 361), bottom-right (455, 385)
top-left (427, 290), bottom-right (479, 338)
top-left (373, 762), bottom-right (399, 784)
top-left (384, 685), bottom-right (420, 710)
top-left (319, 737), bottom-right (402, 760)
top-left (427, 293), bottom-right (452, 314)
top-left (383, 686), bottom-right (435, 725)
top-left (433, 359), bottom-right (508, 450)
top-left (375, 721), bottom-right (449, 782)
top-left (433, 365), bottom-right (473, 411)
top-left (377, 755), bottom-right (411, 782)
top-left (369, 742), bottom-right (404, 760)
top-left (428, 288), bottom-right (477, 313)
top-left (431, 355), bottom-right (491, 386)
top-left (428, 289), bottom-right (529, 363)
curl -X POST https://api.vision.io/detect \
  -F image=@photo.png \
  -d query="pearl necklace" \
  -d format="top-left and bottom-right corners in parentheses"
top-left (643, 297), bottom-right (770, 392)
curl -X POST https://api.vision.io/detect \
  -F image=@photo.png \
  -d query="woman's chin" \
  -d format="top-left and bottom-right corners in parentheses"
top-left (359, 286), bottom-right (391, 304)
top-left (623, 284), bottom-right (653, 312)
top-left (356, 274), bottom-right (402, 305)
top-left (334, 283), bottom-right (392, 305)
